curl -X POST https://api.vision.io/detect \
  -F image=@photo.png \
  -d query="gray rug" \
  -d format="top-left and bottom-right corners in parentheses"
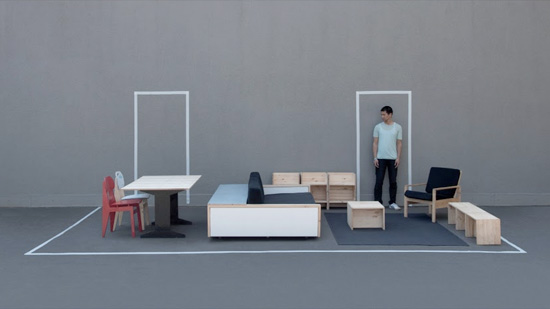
top-left (325, 213), bottom-right (468, 246)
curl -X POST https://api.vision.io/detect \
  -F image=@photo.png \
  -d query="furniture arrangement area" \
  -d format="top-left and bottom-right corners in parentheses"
top-left (448, 202), bottom-right (501, 245)
top-left (122, 175), bottom-right (201, 238)
top-left (404, 167), bottom-right (462, 223)
top-left (273, 172), bottom-right (356, 209)
top-left (104, 168), bottom-right (501, 246)
top-left (207, 172), bottom-right (321, 237)
top-left (347, 201), bottom-right (385, 230)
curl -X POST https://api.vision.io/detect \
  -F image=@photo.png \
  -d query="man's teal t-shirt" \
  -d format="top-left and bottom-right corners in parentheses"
top-left (373, 122), bottom-right (402, 160)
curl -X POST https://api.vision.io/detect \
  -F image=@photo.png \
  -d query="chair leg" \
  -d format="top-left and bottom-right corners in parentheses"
top-left (102, 212), bottom-right (109, 237)
top-left (117, 211), bottom-right (123, 226)
top-left (404, 198), bottom-right (409, 217)
top-left (432, 204), bottom-right (437, 223)
top-left (139, 201), bottom-right (147, 229)
top-left (129, 209), bottom-right (136, 238)
top-left (112, 213), bottom-right (117, 231)
top-left (109, 213), bottom-right (117, 232)
top-left (112, 212), bottom-right (122, 231)
top-left (143, 201), bottom-right (150, 226)
top-left (136, 206), bottom-right (143, 232)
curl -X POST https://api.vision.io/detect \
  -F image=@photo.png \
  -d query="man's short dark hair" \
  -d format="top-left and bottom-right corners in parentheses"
top-left (381, 106), bottom-right (393, 114)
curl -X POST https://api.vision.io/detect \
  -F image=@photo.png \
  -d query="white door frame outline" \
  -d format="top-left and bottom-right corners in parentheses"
top-left (356, 91), bottom-right (412, 201)
top-left (134, 91), bottom-right (190, 203)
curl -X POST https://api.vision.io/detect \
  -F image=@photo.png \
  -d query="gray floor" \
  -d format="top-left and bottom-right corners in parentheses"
top-left (0, 205), bottom-right (548, 309)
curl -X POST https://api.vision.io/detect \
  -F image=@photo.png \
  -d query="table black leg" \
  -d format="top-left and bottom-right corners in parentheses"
top-left (141, 192), bottom-right (186, 238)
top-left (170, 193), bottom-right (192, 225)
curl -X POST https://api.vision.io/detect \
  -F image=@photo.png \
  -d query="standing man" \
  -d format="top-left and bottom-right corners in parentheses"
top-left (373, 106), bottom-right (403, 210)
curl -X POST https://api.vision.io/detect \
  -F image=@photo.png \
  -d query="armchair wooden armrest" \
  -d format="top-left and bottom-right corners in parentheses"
top-left (431, 185), bottom-right (461, 192)
top-left (431, 185), bottom-right (461, 198)
top-left (404, 183), bottom-right (427, 192)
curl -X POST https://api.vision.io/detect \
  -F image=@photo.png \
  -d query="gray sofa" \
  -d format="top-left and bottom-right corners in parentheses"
top-left (207, 172), bottom-right (321, 237)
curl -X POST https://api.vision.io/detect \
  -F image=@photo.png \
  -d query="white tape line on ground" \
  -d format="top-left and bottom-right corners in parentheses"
top-left (26, 248), bottom-right (525, 256)
top-left (501, 236), bottom-right (526, 253)
top-left (24, 207), bottom-right (101, 256)
top-left (25, 208), bottom-right (526, 256)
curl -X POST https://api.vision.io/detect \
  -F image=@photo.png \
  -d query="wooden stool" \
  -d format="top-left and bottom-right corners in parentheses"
top-left (347, 201), bottom-right (385, 230)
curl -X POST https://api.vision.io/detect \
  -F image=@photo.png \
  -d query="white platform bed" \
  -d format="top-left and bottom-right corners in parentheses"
top-left (207, 184), bottom-right (321, 237)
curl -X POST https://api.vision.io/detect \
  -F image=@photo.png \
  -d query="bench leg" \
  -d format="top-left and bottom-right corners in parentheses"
top-left (465, 215), bottom-right (475, 237)
top-left (448, 205), bottom-right (456, 225)
top-left (475, 219), bottom-right (501, 245)
top-left (455, 210), bottom-right (465, 230)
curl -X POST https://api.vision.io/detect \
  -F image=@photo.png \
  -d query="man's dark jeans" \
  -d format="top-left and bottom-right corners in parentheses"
top-left (374, 159), bottom-right (397, 205)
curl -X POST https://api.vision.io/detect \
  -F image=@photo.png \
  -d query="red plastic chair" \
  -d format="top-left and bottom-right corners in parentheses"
top-left (102, 176), bottom-right (143, 238)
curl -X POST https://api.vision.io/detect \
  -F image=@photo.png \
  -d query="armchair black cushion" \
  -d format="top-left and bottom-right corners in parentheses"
top-left (247, 172), bottom-right (265, 204)
top-left (425, 167), bottom-right (461, 198)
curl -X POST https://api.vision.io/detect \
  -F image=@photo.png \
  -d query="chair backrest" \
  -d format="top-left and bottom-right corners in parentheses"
top-left (425, 167), bottom-right (462, 198)
top-left (113, 171), bottom-right (126, 202)
top-left (102, 176), bottom-right (117, 211)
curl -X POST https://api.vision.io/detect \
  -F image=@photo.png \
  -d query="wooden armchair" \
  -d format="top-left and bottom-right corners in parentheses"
top-left (404, 167), bottom-right (462, 223)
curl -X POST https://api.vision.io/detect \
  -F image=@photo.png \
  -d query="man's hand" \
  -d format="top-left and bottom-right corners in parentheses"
top-left (374, 158), bottom-right (379, 168)
top-left (394, 158), bottom-right (400, 167)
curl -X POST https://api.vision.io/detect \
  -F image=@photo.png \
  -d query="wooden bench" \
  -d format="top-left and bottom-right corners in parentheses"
top-left (448, 202), bottom-right (501, 245)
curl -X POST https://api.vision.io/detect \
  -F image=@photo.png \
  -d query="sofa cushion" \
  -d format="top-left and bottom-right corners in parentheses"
top-left (405, 190), bottom-right (453, 201)
top-left (247, 172), bottom-right (265, 204)
top-left (263, 192), bottom-right (316, 204)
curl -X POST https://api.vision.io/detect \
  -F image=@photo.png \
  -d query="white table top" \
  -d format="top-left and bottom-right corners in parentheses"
top-left (347, 201), bottom-right (384, 209)
top-left (122, 175), bottom-right (201, 191)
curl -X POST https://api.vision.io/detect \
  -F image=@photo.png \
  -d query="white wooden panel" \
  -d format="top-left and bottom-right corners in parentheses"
top-left (210, 207), bottom-right (319, 237)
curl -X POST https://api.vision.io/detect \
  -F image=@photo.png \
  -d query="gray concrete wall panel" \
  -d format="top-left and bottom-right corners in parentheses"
top-left (1, 1), bottom-right (549, 206)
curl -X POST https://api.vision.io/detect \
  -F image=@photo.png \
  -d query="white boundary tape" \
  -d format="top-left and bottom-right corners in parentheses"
top-left (25, 207), bottom-right (526, 256)
top-left (25, 207), bottom-right (101, 255)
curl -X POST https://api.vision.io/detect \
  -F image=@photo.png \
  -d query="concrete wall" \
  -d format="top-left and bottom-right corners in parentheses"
top-left (1, 1), bottom-right (549, 207)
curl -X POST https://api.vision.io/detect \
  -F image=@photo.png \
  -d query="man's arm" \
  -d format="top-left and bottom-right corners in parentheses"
top-left (395, 139), bottom-right (402, 167)
top-left (373, 137), bottom-right (379, 168)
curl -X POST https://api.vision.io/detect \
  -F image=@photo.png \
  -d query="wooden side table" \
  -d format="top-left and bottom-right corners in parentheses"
top-left (347, 201), bottom-right (385, 230)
